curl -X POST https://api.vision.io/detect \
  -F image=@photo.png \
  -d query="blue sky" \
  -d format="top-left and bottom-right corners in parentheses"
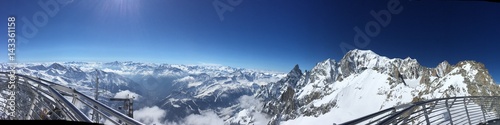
top-left (1, 0), bottom-right (499, 82)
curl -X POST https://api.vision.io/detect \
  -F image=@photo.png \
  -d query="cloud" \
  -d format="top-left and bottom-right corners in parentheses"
top-left (114, 90), bottom-right (140, 100)
top-left (130, 95), bottom-right (269, 125)
top-left (251, 112), bottom-right (270, 125)
top-left (181, 110), bottom-right (225, 125)
top-left (102, 68), bottom-right (132, 76)
top-left (238, 95), bottom-right (261, 109)
top-left (166, 95), bottom-right (270, 125)
top-left (174, 76), bottom-right (196, 83)
top-left (103, 116), bottom-right (118, 125)
top-left (134, 106), bottom-right (167, 125)
top-left (235, 95), bottom-right (270, 125)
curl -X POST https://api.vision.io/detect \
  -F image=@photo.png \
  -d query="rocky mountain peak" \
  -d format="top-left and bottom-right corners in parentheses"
top-left (28, 64), bottom-right (47, 70)
top-left (437, 60), bottom-right (450, 68)
top-left (455, 60), bottom-right (484, 69)
top-left (340, 49), bottom-right (381, 66)
top-left (49, 63), bottom-right (66, 70)
top-left (339, 49), bottom-right (386, 78)
top-left (280, 64), bottom-right (303, 88)
top-left (343, 49), bottom-right (378, 58)
top-left (435, 60), bottom-right (452, 77)
top-left (289, 64), bottom-right (302, 77)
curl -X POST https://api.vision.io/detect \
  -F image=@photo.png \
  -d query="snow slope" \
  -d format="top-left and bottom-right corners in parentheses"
top-left (256, 49), bottom-right (500, 125)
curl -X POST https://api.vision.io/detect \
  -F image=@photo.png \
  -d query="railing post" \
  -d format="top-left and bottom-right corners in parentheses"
top-left (422, 104), bottom-right (430, 125)
top-left (25, 83), bottom-right (40, 120)
top-left (72, 94), bottom-right (78, 104)
top-left (480, 97), bottom-right (487, 122)
top-left (496, 97), bottom-right (500, 119)
top-left (427, 100), bottom-right (439, 114)
top-left (450, 98), bottom-right (457, 107)
top-left (26, 88), bottom-right (38, 119)
top-left (391, 109), bottom-right (397, 125)
top-left (445, 99), bottom-right (454, 125)
top-left (463, 98), bottom-right (472, 125)
top-left (401, 106), bottom-right (416, 124)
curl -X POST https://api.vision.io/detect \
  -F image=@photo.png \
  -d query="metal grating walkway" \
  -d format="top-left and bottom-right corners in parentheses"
top-left (0, 72), bottom-right (144, 125)
top-left (341, 96), bottom-right (500, 125)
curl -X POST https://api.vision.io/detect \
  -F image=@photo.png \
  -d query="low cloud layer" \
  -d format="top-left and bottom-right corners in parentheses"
top-left (182, 110), bottom-right (225, 125)
top-left (134, 106), bottom-right (167, 125)
top-left (234, 95), bottom-right (270, 125)
top-left (130, 95), bottom-right (270, 125)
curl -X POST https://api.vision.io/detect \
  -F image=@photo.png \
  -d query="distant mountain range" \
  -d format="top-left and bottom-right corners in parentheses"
top-left (0, 61), bottom-right (286, 123)
top-left (1, 49), bottom-right (499, 125)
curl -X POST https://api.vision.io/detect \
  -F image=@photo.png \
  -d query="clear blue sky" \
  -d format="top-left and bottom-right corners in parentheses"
top-left (1, 0), bottom-right (499, 83)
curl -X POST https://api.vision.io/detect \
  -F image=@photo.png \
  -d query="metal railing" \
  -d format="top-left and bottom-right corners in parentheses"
top-left (0, 72), bottom-right (144, 125)
top-left (341, 96), bottom-right (500, 125)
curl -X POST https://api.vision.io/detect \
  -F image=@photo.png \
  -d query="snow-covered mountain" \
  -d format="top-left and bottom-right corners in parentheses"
top-left (254, 49), bottom-right (500, 125)
top-left (1, 62), bottom-right (144, 94)
top-left (1, 49), bottom-right (499, 125)
top-left (0, 61), bottom-right (286, 124)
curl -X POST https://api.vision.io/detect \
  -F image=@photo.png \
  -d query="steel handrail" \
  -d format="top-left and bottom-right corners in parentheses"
top-left (341, 96), bottom-right (500, 125)
top-left (0, 72), bottom-right (145, 125)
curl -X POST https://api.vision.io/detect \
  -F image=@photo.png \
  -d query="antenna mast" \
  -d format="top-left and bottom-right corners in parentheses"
top-left (92, 69), bottom-right (100, 123)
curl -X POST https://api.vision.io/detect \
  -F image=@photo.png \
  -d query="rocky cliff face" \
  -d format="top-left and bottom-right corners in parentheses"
top-left (256, 65), bottom-right (302, 125)
top-left (257, 49), bottom-right (500, 125)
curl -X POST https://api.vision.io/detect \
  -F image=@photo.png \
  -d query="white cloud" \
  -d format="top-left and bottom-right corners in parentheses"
top-left (174, 76), bottom-right (195, 83)
top-left (102, 68), bottom-right (132, 76)
top-left (182, 110), bottom-right (225, 125)
top-left (114, 90), bottom-right (140, 100)
top-left (174, 76), bottom-right (206, 88)
top-left (103, 116), bottom-right (118, 125)
top-left (166, 95), bottom-right (270, 125)
top-left (134, 106), bottom-right (167, 125)
top-left (130, 95), bottom-right (269, 125)
top-left (236, 95), bottom-right (270, 125)
top-left (238, 95), bottom-right (261, 109)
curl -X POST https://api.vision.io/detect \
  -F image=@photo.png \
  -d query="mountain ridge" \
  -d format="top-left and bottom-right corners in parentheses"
top-left (256, 49), bottom-right (500, 125)
top-left (1, 49), bottom-right (498, 125)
